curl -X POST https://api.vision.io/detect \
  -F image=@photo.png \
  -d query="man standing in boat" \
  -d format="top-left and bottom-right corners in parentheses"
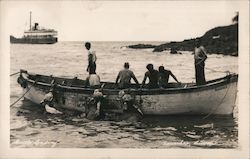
top-left (141, 64), bottom-right (159, 89)
top-left (85, 42), bottom-right (97, 74)
top-left (115, 62), bottom-right (139, 89)
top-left (194, 40), bottom-right (207, 85)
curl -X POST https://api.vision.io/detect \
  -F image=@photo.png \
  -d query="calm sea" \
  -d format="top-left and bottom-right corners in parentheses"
top-left (10, 41), bottom-right (238, 148)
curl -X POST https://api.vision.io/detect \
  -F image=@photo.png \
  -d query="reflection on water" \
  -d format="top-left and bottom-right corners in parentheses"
top-left (10, 42), bottom-right (238, 148)
top-left (10, 99), bottom-right (237, 148)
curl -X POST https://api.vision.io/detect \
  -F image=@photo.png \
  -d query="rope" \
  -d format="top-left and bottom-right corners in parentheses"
top-left (10, 81), bottom-right (36, 107)
top-left (10, 71), bottom-right (20, 76)
top-left (195, 61), bottom-right (232, 119)
top-left (202, 80), bottom-right (231, 119)
top-left (196, 59), bottom-right (230, 74)
top-left (205, 67), bottom-right (230, 74)
top-left (196, 61), bottom-right (230, 74)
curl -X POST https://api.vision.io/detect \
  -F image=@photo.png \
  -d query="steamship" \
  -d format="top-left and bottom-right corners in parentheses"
top-left (10, 12), bottom-right (58, 44)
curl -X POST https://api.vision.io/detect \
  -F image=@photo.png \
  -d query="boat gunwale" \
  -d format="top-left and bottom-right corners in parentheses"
top-left (20, 70), bottom-right (238, 95)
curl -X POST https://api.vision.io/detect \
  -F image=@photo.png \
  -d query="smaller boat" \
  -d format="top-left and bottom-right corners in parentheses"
top-left (17, 69), bottom-right (238, 117)
top-left (10, 12), bottom-right (57, 44)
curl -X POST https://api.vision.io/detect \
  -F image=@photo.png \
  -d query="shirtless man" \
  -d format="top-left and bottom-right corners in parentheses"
top-left (115, 62), bottom-right (139, 89)
top-left (158, 66), bottom-right (180, 88)
top-left (86, 73), bottom-right (100, 88)
top-left (141, 64), bottom-right (159, 89)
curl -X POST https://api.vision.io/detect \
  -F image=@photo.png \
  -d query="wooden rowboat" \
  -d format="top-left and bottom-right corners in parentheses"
top-left (17, 69), bottom-right (238, 116)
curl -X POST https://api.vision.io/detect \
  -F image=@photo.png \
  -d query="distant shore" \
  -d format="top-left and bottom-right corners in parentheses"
top-left (127, 24), bottom-right (238, 56)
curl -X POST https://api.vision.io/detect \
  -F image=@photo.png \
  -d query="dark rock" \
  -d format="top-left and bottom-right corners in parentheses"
top-left (127, 44), bottom-right (156, 49)
top-left (153, 24), bottom-right (238, 56)
top-left (170, 48), bottom-right (178, 54)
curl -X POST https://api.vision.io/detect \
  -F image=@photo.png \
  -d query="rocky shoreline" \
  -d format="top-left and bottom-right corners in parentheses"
top-left (127, 24), bottom-right (238, 56)
top-left (127, 44), bottom-right (156, 49)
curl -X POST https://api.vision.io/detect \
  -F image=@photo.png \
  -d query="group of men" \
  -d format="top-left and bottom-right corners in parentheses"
top-left (84, 40), bottom-right (207, 89)
top-left (116, 62), bottom-right (180, 89)
top-left (84, 42), bottom-right (181, 89)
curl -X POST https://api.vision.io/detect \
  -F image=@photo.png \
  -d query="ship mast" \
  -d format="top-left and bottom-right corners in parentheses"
top-left (29, 11), bottom-right (32, 31)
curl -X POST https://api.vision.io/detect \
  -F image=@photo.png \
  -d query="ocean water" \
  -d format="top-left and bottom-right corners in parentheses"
top-left (10, 41), bottom-right (238, 148)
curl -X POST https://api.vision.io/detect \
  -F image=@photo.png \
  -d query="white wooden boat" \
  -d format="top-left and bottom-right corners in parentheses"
top-left (17, 69), bottom-right (238, 116)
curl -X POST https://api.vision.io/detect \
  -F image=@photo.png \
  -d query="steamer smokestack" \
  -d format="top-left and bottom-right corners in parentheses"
top-left (29, 11), bottom-right (32, 30)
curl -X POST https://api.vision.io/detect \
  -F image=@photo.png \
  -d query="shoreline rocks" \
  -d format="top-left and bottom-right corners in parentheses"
top-left (127, 24), bottom-right (238, 56)
top-left (126, 44), bottom-right (156, 49)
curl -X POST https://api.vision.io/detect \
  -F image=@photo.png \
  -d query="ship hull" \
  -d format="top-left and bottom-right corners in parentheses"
top-left (10, 36), bottom-right (57, 44)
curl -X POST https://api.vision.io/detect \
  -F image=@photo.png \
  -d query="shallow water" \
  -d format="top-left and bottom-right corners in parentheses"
top-left (10, 41), bottom-right (238, 148)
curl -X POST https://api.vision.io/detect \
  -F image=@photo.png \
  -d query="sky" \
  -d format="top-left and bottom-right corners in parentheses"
top-left (1, 1), bottom-right (241, 41)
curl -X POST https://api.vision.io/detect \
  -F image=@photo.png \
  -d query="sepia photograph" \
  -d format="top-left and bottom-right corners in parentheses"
top-left (0, 0), bottom-right (249, 158)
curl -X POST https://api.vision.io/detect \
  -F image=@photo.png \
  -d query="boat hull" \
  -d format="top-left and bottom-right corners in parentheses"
top-left (20, 72), bottom-right (238, 115)
top-left (10, 35), bottom-right (57, 44)
top-left (138, 82), bottom-right (237, 115)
